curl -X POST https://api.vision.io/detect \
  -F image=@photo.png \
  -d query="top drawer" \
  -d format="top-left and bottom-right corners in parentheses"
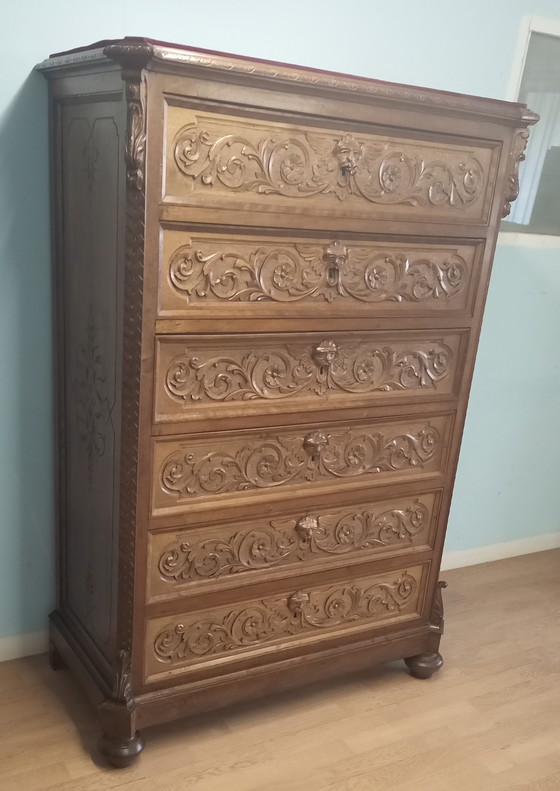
top-left (163, 104), bottom-right (496, 226)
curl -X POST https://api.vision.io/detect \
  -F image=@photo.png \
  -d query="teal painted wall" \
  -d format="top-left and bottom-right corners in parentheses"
top-left (1, 0), bottom-right (559, 639)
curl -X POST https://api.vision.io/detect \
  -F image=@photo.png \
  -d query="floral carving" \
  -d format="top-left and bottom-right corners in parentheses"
top-left (168, 240), bottom-right (468, 305)
top-left (159, 424), bottom-right (440, 500)
top-left (173, 118), bottom-right (485, 209)
top-left (164, 338), bottom-right (453, 405)
top-left (72, 307), bottom-right (113, 482)
top-left (157, 500), bottom-right (431, 585)
top-left (153, 570), bottom-right (419, 664)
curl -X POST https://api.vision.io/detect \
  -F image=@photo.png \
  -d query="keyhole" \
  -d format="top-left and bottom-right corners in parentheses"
top-left (327, 264), bottom-right (339, 285)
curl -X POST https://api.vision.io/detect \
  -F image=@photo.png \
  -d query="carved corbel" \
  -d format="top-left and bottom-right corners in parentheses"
top-left (501, 110), bottom-right (539, 218)
top-left (104, 42), bottom-right (152, 192)
top-left (429, 580), bottom-right (448, 634)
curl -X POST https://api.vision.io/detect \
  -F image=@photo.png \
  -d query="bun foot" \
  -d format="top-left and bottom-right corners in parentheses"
top-left (99, 731), bottom-right (144, 768)
top-left (404, 652), bottom-right (443, 679)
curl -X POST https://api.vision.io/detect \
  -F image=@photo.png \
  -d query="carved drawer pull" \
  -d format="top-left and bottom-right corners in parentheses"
top-left (295, 515), bottom-right (319, 539)
top-left (288, 590), bottom-right (310, 614)
top-left (333, 134), bottom-right (362, 177)
top-left (303, 431), bottom-right (328, 460)
top-left (312, 340), bottom-right (338, 369)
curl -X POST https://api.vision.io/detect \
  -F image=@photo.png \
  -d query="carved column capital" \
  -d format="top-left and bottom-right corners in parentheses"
top-left (104, 42), bottom-right (154, 72)
top-left (104, 43), bottom-right (151, 193)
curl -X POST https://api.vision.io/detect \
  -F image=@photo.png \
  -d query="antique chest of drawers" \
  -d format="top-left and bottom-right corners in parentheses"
top-left (38, 37), bottom-right (537, 766)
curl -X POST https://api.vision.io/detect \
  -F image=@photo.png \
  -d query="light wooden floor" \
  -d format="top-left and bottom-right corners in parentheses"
top-left (1, 550), bottom-right (559, 791)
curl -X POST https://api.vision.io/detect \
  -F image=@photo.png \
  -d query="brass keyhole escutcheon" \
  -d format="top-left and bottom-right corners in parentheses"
top-left (322, 241), bottom-right (348, 287)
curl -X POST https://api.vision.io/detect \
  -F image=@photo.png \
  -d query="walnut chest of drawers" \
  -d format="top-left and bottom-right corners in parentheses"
top-left (38, 37), bottom-right (537, 766)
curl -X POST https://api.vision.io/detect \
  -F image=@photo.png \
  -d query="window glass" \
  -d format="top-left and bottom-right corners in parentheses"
top-left (502, 32), bottom-right (560, 235)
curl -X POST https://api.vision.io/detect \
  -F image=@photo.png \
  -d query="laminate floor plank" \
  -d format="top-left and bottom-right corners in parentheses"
top-left (0, 549), bottom-right (558, 790)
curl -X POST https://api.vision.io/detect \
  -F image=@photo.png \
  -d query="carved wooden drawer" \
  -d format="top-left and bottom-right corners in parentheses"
top-left (151, 413), bottom-right (451, 516)
top-left (147, 490), bottom-right (440, 602)
top-left (144, 561), bottom-right (428, 682)
top-left (158, 229), bottom-right (482, 320)
top-left (164, 105), bottom-right (496, 225)
top-left (154, 331), bottom-right (465, 424)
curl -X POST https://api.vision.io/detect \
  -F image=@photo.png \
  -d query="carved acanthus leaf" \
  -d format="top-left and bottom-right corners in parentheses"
top-left (430, 580), bottom-right (448, 632)
top-left (113, 649), bottom-right (133, 704)
top-left (125, 76), bottom-right (147, 190)
top-left (501, 127), bottom-right (530, 218)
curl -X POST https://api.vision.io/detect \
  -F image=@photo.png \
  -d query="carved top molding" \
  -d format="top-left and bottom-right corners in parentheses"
top-left (38, 38), bottom-right (538, 127)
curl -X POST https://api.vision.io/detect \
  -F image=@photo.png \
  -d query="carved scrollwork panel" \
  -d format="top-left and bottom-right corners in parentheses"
top-left (159, 231), bottom-right (477, 315)
top-left (155, 332), bottom-right (460, 421)
top-left (151, 416), bottom-right (447, 514)
top-left (145, 565), bottom-right (424, 675)
top-left (165, 108), bottom-right (491, 221)
top-left (148, 493), bottom-right (436, 599)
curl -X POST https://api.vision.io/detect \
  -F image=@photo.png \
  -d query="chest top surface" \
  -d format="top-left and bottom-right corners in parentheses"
top-left (37, 36), bottom-right (536, 126)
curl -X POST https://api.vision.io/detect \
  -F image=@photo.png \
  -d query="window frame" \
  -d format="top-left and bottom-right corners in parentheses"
top-left (499, 14), bottom-right (560, 247)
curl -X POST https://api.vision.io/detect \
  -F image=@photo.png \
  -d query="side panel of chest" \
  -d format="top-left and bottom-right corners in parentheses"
top-left (55, 96), bottom-right (126, 666)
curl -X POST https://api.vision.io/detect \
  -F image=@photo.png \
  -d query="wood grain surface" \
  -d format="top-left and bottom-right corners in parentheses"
top-left (2, 551), bottom-right (558, 790)
top-left (38, 37), bottom-right (537, 765)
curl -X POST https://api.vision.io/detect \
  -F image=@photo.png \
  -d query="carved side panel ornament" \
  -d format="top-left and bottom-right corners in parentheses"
top-left (430, 580), bottom-right (448, 633)
top-left (501, 113), bottom-right (539, 218)
top-left (156, 499), bottom-right (431, 586)
top-left (172, 117), bottom-right (485, 210)
top-left (125, 78), bottom-right (147, 190)
top-left (113, 649), bottom-right (133, 705)
top-left (167, 239), bottom-right (469, 306)
top-left (501, 128), bottom-right (530, 218)
top-left (72, 305), bottom-right (113, 483)
top-left (151, 567), bottom-right (421, 668)
top-left (159, 423), bottom-right (440, 501)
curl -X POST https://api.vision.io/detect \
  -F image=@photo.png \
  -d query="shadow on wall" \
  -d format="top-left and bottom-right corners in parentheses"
top-left (0, 70), bottom-right (55, 639)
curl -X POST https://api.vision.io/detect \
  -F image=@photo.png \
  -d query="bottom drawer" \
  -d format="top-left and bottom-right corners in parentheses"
top-left (144, 562), bottom-right (428, 683)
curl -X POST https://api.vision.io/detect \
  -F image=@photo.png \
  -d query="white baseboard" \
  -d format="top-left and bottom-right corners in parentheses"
top-left (0, 630), bottom-right (49, 662)
top-left (441, 532), bottom-right (560, 571)
top-left (1, 534), bottom-right (559, 663)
